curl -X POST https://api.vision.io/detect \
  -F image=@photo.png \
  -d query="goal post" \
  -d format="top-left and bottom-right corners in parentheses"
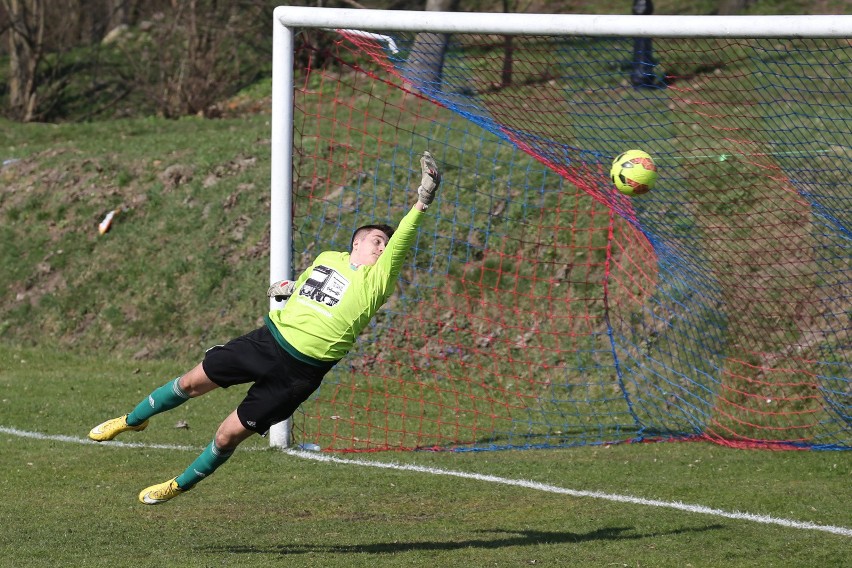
top-left (269, 6), bottom-right (852, 451)
top-left (267, 5), bottom-right (296, 450)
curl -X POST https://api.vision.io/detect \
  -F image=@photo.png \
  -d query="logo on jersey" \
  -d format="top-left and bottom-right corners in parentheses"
top-left (299, 265), bottom-right (350, 307)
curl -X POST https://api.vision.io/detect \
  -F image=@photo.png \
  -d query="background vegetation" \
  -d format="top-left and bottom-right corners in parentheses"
top-left (2, 1), bottom-right (850, 123)
top-left (2, 0), bottom-right (849, 362)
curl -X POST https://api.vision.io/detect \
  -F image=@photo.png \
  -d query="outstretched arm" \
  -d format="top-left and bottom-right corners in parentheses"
top-left (368, 151), bottom-right (442, 293)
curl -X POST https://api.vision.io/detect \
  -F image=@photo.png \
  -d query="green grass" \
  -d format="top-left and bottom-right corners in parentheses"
top-left (0, 344), bottom-right (849, 567)
top-left (0, 113), bottom-right (275, 359)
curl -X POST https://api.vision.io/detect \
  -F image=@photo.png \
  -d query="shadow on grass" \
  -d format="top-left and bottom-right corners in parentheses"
top-left (206, 524), bottom-right (724, 555)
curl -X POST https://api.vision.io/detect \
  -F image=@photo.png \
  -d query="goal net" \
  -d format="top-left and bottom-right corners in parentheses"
top-left (271, 8), bottom-right (851, 452)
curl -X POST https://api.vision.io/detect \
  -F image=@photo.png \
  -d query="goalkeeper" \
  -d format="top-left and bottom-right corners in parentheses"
top-left (88, 151), bottom-right (441, 504)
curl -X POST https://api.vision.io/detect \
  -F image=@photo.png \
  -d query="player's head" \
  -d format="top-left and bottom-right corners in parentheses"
top-left (350, 224), bottom-right (394, 266)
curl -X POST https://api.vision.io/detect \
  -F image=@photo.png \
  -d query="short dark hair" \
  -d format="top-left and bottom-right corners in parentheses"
top-left (351, 223), bottom-right (394, 248)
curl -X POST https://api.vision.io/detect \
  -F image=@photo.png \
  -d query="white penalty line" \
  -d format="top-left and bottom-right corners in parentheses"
top-left (286, 449), bottom-right (852, 538)
top-left (3, 426), bottom-right (849, 538)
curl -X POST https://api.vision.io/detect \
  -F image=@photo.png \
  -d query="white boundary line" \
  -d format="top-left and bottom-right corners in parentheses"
top-left (0, 425), bottom-right (201, 451)
top-left (286, 450), bottom-right (852, 538)
top-left (4, 426), bottom-right (850, 538)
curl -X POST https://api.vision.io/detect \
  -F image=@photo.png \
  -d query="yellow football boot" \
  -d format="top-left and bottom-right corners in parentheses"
top-left (138, 477), bottom-right (188, 505)
top-left (88, 415), bottom-right (149, 442)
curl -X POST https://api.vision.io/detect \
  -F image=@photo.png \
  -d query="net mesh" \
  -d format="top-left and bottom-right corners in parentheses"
top-left (286, 27), bottom-right (850, 452)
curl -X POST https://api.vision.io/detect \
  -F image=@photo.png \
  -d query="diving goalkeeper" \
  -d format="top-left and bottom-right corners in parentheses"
top-left (88, 151), bottom-right (441, 504)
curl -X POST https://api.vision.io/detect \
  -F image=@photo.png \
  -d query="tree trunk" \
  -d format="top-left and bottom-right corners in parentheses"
top-left (404, 0), bottom-right (460, 93)
top-left (500, 0), bottom-right (513, 87)
top-left (109, 0), bottom-right (128, 30)
top-left (4, 0), bottom-right (44, 122)
top-left (719, 0), bottom-right (753, 15)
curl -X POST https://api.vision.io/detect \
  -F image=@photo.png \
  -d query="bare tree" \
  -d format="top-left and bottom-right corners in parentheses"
top-left (119, 0), bottom-right (267, 118)
top-left (3, 0), bottom-right (44, 121)
top-left (0, 0), bottom-right (349, 121)
top-left (1, 0), bottom-right (122, 121)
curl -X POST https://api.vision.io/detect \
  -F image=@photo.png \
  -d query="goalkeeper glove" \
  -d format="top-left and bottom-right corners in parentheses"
top-left (267, 279), bottom-right (295, 302)
top-left (417, 151), bottom-right (441, 208)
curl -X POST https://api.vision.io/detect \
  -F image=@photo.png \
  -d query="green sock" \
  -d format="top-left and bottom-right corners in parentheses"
top-left (126, 377), bottom-right (189, 426)
top-left (175, 440), bottom-right (234, 489)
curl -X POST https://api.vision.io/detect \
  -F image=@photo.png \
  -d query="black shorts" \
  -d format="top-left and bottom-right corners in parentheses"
top-left (202, 326), bottom-right (335, 434)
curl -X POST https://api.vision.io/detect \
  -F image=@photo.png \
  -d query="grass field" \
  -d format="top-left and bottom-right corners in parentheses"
top-left (1, 344), bottom-right (849, 567)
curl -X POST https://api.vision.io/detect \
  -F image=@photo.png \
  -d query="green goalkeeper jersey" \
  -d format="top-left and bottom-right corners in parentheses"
top-left (265, 207), bottom-right (424, 364)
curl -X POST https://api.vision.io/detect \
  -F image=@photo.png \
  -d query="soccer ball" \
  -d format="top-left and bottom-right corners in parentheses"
top-left (610, 150), bottom-right (658, 196)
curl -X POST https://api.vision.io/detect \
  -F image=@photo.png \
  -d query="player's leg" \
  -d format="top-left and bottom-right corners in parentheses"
top-left (126, 363), bottom-right (216, 424)
top-left (138, 410), bottom-right (253, 505)
top-left (136, 327), bottom-right (275, 504)
top-left (88, 363), bottom-right (217, 442)
top-left (177, 410), bottom-right (253, 488)
top-left (137, 357), bottom-right (330, 504)
top-left (136, 326), bottom-right (334, 504)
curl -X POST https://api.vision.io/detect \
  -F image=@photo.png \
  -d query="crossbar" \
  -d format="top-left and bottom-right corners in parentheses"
top-left (274, 7), bottom-right (852, 39)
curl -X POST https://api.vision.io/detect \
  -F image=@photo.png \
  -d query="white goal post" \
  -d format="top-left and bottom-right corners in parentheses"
top-left (267, 6), bottom-right (852, 449)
